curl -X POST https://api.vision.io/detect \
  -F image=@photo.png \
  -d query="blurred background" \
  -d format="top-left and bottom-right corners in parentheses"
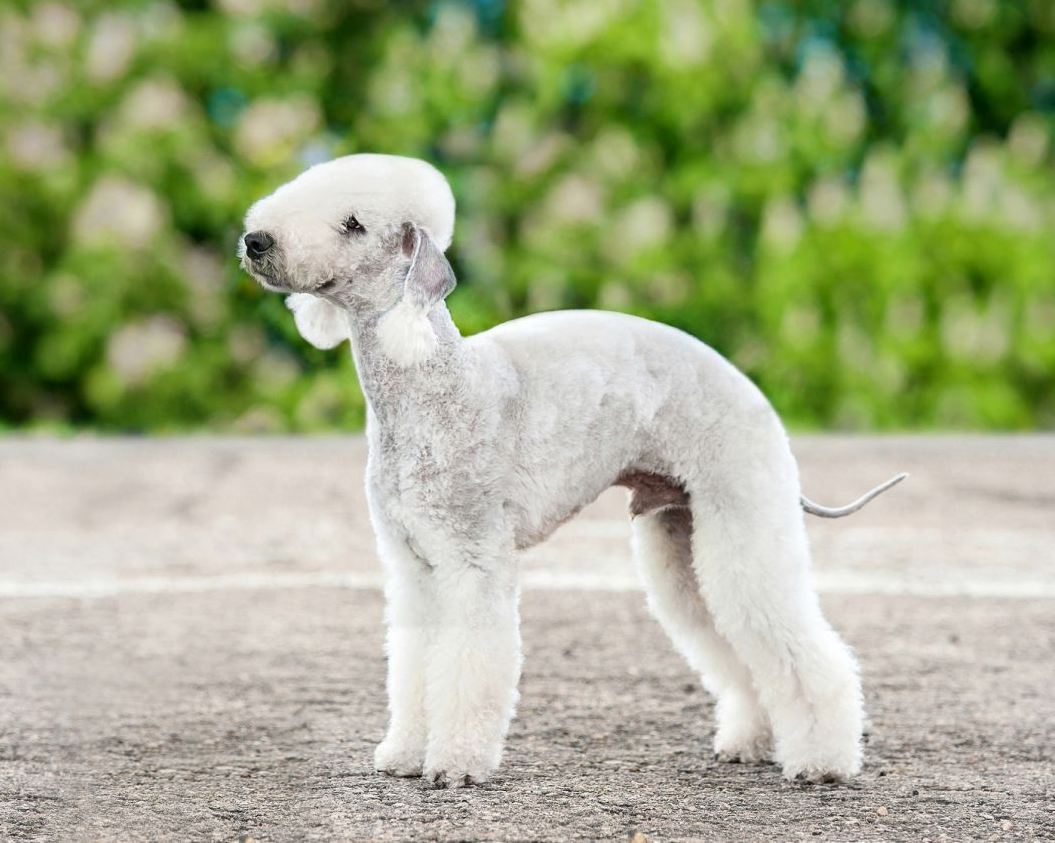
top-left (1, 0), bottom-right (1053, 433)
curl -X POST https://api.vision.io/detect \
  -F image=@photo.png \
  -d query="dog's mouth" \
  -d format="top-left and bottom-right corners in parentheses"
top-left (241, 257), bottom-right (290, 293)
top-left (239, 251), bottom-right (347, 298)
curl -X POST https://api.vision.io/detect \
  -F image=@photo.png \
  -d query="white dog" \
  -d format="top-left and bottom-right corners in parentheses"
top-left (240, 154), bottom-right (903, 788)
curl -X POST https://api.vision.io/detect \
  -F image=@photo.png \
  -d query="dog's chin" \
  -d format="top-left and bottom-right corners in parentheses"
top-left (247, 268), bottom-right (290, 293)
top-left (257, 276), bottom-right (290, 293)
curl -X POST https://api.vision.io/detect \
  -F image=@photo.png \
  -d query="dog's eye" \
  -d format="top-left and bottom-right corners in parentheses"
top-left (342, 215), bottom-right (365, 236)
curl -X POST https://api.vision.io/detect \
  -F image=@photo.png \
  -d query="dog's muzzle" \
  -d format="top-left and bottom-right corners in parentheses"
top-left (241, 231), bottom-right (289, 291)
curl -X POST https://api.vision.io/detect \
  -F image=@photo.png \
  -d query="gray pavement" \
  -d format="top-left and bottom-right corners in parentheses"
top-left (0, 436), bottom-right (1053, 841)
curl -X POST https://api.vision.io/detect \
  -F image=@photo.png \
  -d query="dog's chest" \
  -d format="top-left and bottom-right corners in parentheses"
top-left (368, 432), bottom-right (498, 538)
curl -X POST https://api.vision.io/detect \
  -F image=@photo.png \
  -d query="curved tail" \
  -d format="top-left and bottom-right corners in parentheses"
top-left (801, 473), bottom-right (908, 518)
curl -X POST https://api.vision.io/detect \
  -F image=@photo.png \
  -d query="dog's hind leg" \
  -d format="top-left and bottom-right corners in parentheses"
top-left (631, 507), bottom-right (772, 763)
top-left (688, 442), bottom-right (864, 782)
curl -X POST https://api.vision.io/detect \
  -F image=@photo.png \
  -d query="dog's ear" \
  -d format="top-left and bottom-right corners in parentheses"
top-left (376, 222), bottom-right (455, 367)
top-left (399, 222), bottom-right (456, 310)
top-left (286, 293), bottom-right (348, 349)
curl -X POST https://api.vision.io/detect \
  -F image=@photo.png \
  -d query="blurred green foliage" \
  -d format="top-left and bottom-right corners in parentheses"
top-left (2, 0), bottom-right (1054, 432)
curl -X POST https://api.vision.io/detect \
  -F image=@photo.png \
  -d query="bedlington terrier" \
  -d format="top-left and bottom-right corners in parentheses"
top-left (240, 154), bottom-right (904, 788)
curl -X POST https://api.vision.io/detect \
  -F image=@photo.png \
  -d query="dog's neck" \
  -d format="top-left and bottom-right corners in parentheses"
top-left (345, 303), bottom-right (470, 431)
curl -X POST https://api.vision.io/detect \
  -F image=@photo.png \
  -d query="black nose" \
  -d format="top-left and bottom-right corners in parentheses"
top-left (244, 231), bottom-right (274, 258)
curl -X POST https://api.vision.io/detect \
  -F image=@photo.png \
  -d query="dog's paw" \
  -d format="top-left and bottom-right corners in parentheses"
top-left (713, 723), bottom-right (773, 764)
top-left (374, 737), bottom-right (425, 778)
top-left (713, 741), bottom-right (773, 764)
top-left (777, 727), bottom-right (861, 783)
top-left (426, 769), bottom-right (479, 789)
top-left (713, 692), bottom-right (773, 765)
top-left (423, 746), bottom-right (499, 789)
top-left (780, 751), bottom-right (860, 784)
top-left (423, 760), bottom-right (495, 789)
top-left (791, 769), bottom-right (844, 785)
top-left (713, 742), bottom-right (772, 764)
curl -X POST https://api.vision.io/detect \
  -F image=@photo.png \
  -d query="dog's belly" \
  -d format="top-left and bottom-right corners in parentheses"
top-left (510, 469), bottom-right (690, 549)
top-left (614, 470), bottom-right (689, 516)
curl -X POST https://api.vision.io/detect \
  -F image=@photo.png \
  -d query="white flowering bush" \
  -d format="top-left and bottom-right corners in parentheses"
top-left (2, 0), bottom-right (1054, 431)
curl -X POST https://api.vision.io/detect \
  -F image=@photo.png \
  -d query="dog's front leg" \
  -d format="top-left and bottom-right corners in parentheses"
top-left (423, 559), bottom-right (521, 788)
top-left (374, 537), bottom-right (435, 778)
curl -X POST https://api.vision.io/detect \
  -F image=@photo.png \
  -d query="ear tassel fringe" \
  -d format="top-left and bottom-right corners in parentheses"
top-left (376, 299), bottom-right (437, 367)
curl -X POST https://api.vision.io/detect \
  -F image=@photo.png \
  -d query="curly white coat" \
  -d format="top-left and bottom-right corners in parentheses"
top-left (241, 154), bottom-right (865, 787)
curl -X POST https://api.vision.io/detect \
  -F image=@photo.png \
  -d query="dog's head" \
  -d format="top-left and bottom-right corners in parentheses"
top-left (240, 154), bottom-right (456, 360)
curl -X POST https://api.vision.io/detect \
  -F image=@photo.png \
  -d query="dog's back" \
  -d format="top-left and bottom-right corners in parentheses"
top-left (467, 309), bottom-right (780, 548)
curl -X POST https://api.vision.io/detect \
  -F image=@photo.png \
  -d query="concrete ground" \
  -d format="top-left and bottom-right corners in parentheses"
top-left (0, 435), bottom-right (1052, 841)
